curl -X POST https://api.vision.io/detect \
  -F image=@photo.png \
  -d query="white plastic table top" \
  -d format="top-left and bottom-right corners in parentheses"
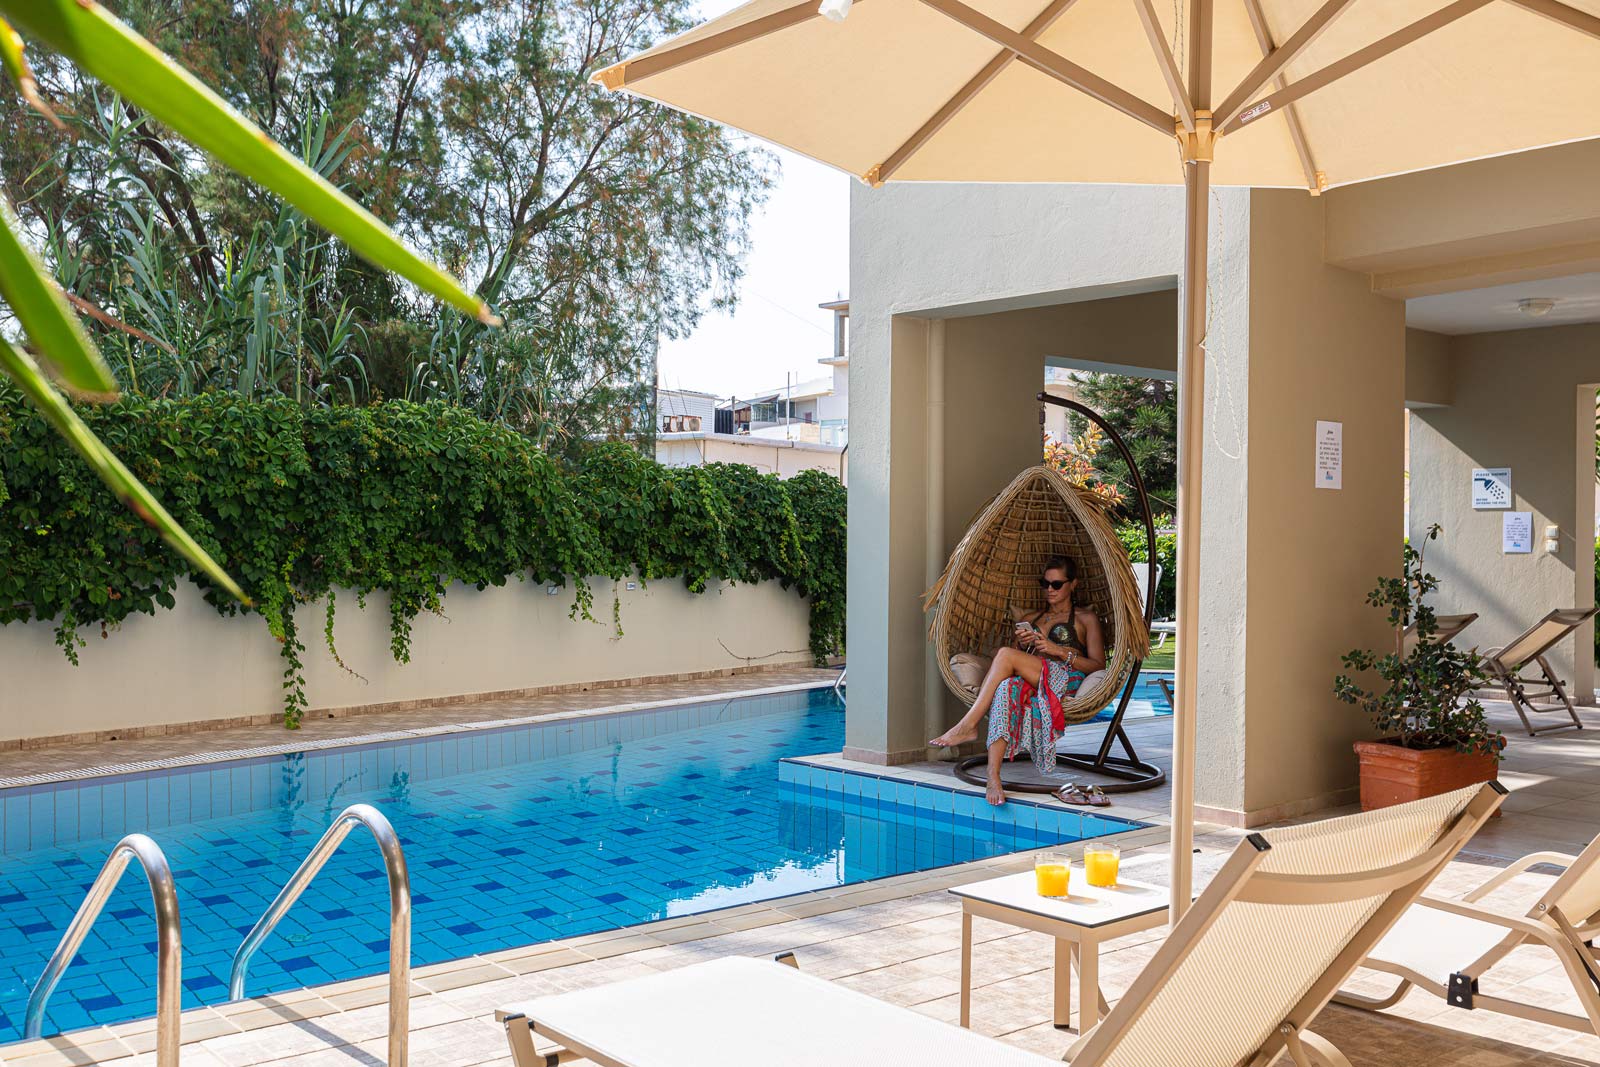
top-left (950, 870), bottom-right (1169, 929)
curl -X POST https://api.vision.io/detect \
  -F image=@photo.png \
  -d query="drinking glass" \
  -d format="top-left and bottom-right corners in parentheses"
top-left (1034, 853), bottom-right (1070, 898)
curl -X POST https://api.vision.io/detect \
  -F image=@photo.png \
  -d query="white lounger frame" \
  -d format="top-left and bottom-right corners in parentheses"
top-left (1481, 607), bottom-right (1597, 737)
top-left (1336, 832), bottom-right (1600, 1036)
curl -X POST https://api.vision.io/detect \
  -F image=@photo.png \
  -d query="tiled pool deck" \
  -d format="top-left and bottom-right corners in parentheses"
top-left (2, 676), bottom-right (1599, 1066)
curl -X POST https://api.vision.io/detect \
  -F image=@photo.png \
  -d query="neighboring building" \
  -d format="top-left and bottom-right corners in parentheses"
top-left (652, 299), bottom-right (849, 480)
top-left (656, 387), bottom-right (718, 434)
top-left (1041, 366), bottom-right (1084, 444)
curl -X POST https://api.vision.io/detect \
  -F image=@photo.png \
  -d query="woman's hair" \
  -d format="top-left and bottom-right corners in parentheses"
top-left (1041, 555), bottom-right (1077, 580)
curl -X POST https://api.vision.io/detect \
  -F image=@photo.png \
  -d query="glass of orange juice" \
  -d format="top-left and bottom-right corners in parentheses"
top-left (1083, 844), bottom-right (1120, 888)
top-left (1034, 853), bottom-right (1070, 898)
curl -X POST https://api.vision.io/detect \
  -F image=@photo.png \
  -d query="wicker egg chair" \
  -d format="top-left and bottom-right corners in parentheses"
top-left (923, 396), bottom-right (1166, 793)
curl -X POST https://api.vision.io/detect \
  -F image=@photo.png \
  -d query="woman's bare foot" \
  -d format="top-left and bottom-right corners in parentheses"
top-left (929, 725), bottom-right (977, 748)
top-left (986, 779), bottom-right (1007, 806)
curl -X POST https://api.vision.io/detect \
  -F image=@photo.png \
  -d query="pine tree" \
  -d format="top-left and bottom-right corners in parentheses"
top-left (1066, 373), bottom-right (1177, 515)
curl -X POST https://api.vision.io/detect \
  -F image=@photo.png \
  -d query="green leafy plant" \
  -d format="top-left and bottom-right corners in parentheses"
top-left (0, 392), bottom-right (847, 726)
top-left (0, 1), bottom-right (493, 604)
top-left (1116, 513), bottom-right (1176, 620)
top-left (1334, 525), bottom-right (1502, 757)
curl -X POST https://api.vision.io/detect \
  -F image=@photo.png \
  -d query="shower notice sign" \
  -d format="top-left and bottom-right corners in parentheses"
top-left (1472, 468), bottom-right (1512, 509)
top-left (1315, 421), bottom-right (1342, 490)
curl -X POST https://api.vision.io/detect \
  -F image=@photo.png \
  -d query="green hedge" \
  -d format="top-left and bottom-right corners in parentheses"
top-left (1116, 514), bottom-right (1176, 620)
top-left (0, 393), bottom-right (846, 726)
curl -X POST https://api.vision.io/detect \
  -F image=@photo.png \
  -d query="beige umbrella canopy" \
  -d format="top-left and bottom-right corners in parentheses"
top-left (595, 0), bottom-right (1600, 917)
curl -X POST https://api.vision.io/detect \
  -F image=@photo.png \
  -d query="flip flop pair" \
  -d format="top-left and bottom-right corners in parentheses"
top-left (1055, 782), bottom-right (1111, 807)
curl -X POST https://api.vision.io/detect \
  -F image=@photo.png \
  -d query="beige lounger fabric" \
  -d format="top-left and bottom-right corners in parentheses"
top-left (503, 785), bottom-right (1502, 1067)
top-left (506, 956), bottom-right (1058, 1067)
top-left (1085, 788), bottom-right (1482, 1067)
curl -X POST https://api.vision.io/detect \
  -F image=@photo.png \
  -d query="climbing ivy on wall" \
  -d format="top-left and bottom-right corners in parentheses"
top-left (0, 393), bottom-right (847, 727)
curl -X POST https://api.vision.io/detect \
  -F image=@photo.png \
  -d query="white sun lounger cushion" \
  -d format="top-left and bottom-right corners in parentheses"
top-left (503, 956), bottom-right (1060, 1067)
top-left (1364, 901), bottom-right (1521, 984)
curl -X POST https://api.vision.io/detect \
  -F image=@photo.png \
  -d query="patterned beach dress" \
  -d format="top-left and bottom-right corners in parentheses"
top-left (985, 618), bottom-right (1087, 776)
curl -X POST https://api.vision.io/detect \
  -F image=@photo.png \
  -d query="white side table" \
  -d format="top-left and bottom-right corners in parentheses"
top-left (950, 871), bottom-right (1169, 1033)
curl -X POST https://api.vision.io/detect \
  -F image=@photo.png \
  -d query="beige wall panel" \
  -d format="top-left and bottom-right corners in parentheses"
top-left (0, 577), bottom-right (815, 743)
top-left (1243, 189), bottom-right (1407, 818)
top-left (1405, 328), bottom-right (1454, 408)
top-left (1409, 324), bottom-right (1600, 700)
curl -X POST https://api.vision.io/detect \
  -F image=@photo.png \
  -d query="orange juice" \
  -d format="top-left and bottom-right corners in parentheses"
top-left (1034, 858), bottom-right (1069, 898)
top-left (1083, 845), bottom-right (1120, 888)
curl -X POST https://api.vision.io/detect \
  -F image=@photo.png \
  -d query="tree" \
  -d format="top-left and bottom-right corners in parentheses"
top-left (1, 0), bottom-right (774, 448)
top-left (1066, 372), bottom-right (1177, 514)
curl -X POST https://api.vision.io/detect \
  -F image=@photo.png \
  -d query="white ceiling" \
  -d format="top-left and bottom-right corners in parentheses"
top-left (1406, 273), bottom-right (1600, 335)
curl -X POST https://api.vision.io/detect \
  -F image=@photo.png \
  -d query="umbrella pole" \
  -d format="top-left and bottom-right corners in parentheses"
top-left (1171, 0), bottom-right (1214, 923)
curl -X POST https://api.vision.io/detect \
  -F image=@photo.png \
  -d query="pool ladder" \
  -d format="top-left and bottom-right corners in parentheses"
top-left (229, 803), bottom-right (412, 1066)
top-left (23, 834), bottom-right (182, 1064)
top-left (22, 804), bottom-right (412, 1067)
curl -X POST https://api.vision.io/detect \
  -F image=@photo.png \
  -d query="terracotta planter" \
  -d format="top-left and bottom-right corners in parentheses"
top-left (1353, 739), bottom-right (1499, 813)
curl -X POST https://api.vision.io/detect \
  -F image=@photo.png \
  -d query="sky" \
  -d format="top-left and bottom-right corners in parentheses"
top-left (655, 141), bottom-right (850, 400)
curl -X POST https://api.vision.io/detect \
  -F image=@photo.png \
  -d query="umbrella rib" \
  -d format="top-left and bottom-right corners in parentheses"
top-left (1215, 0), bottom-right (1358, 129)
top-left (1240, 0), bottom-right (1322, 192)
top-left (596, 0), bottom-right (838, 87)
top-left (1502, 0), bottom-right (1600, 41)
top-left (917, 0), bottom-right (1173, 134)
top-left (1221, 0), bottom-right (1496, 133)
top-left (871, 0), bottom-right (1084, 184)
top-left (1132, 0), bottom-right (1196, 131)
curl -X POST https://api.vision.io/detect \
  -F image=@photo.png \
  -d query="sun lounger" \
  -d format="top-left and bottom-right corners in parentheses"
top-left (1481, 607), bottom-right (1597, 736)
top-left (1400, 612), bottom-right (1477, 657)
top-left (499, 783), bottom-right (1504, 1067)
top-left (1335, 830), bottom-right (1600, 1036)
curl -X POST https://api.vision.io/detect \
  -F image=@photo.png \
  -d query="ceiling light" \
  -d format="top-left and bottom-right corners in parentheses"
top-left (818, 0), bottom-right (852, 21)
top-left (1518, 297), bottom-right (1557, 317)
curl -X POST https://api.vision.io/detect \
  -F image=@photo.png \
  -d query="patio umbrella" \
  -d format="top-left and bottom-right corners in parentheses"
top-left (594, 0), bottom-right (1600, 919)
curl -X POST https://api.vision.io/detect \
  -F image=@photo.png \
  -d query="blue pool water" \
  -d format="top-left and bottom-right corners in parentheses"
top-left (0, 687), bottom-right (1142, 1042)
top-left (1090, 672), bottom-right (1174, 723)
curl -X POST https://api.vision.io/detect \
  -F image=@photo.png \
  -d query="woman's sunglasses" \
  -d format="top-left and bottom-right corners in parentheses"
top-left (1038, 578), bottom-right (1069, 590)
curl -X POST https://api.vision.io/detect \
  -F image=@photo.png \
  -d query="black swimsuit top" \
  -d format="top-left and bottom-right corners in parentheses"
top-left (1029, 612), bottom-right (1086, 654)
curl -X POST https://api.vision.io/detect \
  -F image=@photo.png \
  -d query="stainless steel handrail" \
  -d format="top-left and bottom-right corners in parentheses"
top-left (229, 803), bottom-right (411, 1066)
top-left (25, 834), bottom-right (182, 1066)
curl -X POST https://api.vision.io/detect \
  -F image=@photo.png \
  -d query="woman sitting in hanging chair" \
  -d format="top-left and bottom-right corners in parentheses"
top-left (929, 555), bottom-right (1105, 806)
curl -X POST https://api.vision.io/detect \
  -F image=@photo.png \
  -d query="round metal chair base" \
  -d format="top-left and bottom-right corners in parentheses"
top-left (953, 753), bottom-right (1166, 795)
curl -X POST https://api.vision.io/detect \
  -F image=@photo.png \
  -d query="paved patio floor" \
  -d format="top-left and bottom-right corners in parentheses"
top-left (3, 683), bottom-right (1599, 1067)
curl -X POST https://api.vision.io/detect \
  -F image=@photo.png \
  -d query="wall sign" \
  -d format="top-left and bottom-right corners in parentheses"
top-left (1503, 511), bottom-right (1533, 554)
top-left (1472, 468), bottom-right (1512, 509)
top-left (1314, 420), bottom-right (1342, 490)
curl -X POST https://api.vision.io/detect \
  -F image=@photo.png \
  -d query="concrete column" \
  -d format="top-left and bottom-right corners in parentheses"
top-left (845, 314), bottom-right (931, 763)
top-left (1198, 189), bottom-right (1408, 825)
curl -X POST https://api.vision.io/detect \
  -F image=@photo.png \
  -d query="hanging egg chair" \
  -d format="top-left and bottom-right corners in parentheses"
top-left (923, 396), bottom-right (1165, 793)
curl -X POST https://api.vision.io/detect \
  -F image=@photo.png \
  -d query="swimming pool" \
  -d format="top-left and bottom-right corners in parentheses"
top-left (0, 687), bottom-right (1143, 1042)
top-left (1090, 672), bottom-right (1174, 723)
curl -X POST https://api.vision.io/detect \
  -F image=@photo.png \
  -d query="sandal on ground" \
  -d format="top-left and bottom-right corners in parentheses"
top-left (1086, 785), bottom-right (1112, 807)
top-left (1055, 783), bottom-right (1092, 806)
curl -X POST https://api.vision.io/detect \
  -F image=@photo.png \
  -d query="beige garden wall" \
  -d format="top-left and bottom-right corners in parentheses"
top-left (0, 576), bottom-right (815, 743)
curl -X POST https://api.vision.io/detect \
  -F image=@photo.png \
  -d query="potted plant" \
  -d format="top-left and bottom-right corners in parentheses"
top-left (1335, 525), bottom-right (1505, 811)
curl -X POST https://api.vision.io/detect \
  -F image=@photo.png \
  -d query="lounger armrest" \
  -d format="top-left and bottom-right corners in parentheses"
top-left (1415, 896), bottom-right (1551, 942)
top-left (1461, 852), bottom-right (1578, 902)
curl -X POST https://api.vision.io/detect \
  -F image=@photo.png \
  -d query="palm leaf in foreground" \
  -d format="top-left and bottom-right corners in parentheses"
top-left (0, 197), bottom-right (118, 395)
top-left (0, 339), bottom-right (249, 605)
